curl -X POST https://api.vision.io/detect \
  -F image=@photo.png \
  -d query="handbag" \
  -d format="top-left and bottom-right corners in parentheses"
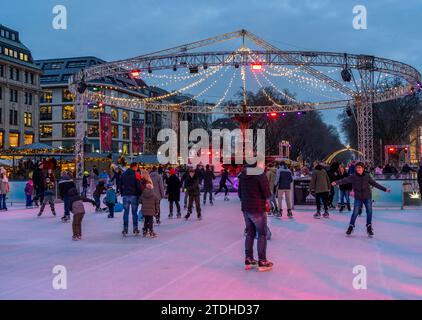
top-left (114, 202), bottom-right (123, 212)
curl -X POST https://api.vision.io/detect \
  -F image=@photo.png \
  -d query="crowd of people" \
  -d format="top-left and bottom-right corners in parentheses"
top-left (3, 157), bottom-right (422, 272)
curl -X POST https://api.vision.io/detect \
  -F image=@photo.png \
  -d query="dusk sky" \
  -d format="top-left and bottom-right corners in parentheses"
top-left (1, 0), bottom-right (420, 143)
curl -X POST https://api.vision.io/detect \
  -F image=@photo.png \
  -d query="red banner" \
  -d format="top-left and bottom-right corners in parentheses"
top-left (132, 119), bottom-right (144, 154)
top-left (100, 113), bottom-right (112, 152)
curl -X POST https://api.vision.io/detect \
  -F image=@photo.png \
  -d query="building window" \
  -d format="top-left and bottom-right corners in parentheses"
top-left (9, 89), bottom-right (18, 102)
top-left (87, 106), bottom-right (100, 119)
top-left (0, 132), bottom-right (3, 149)
top-left (87, 124), bottom-right (100, 137)
top-left (122, 126), bottom-right (129, 140)
top-left (156, 113), bottom-right (162, 126)
top-left (111, 108), bottom-right (118, 121)
top-left (146, 112), bottom-right (152, 124)
top-left (62, 123), bottom-right (76, 137)
top-left (0, 64), bottom-right (4, 77)
top-left (24, 134), bottom-right (34, 145)
top-left (40, 125), bottom-right (53, 139)
top-left (122, 111), bottom-right (129, 123)
top-left (40, 90), bottom-right (53, 103)
top-left (112, 125), bottom-right (119, 139)
top-left (62, 105), bottom-right (75, 120)
top-left (122, 143), bottom-right (129, 155)
top-left (40, 105), bottom-right (52, 121)
top-left (24, 92), bottom-right (33, 105)
top-left (9, 110), bottom-right (18, 125)
top-left (62, 89), bottom-right (74, 102)
top-left (24, 112), bottom-right (32, 127)
top-left (9, 133), bottom-right (19, 147)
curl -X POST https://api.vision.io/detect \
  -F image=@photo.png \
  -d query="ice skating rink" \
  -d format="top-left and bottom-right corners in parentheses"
top-left (0, 195), bottom-right (421, 300)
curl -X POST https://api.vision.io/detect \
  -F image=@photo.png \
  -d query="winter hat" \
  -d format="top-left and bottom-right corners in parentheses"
top-left (84, 171), bottom-right (89, 175)
top-left (356, 162), bottom-right (365, 168)
top-left (107, 183), bottom-right (113, 188)
top-left (169, 169), bottom-right (176, 175)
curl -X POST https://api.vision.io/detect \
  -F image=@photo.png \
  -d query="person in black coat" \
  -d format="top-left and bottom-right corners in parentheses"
top-left (180, 170), bottom-right (190, 209)
top-left (238, 165), bottom-right (273, 270)
top-left (58, 172), bottom-right (76, 222)
top-left (202, 165), bottom-right (215, 205)
top-left (184, 169), bottom-right (201, 220)
top-left (215, 168), bottom-right (233, 201)
top-left (110, 168), bottom-right (122, 194)
top-left (337, 165), bottom-right (352, 212)
top-left (166, 169), bottom-right (182, 218)
top-left (417, 164), bottom-right (422, 195)
top-left (32, 162), bottom-right (45, 207)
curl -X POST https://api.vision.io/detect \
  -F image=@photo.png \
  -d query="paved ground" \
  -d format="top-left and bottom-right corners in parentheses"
top-left (0, 195), bottom-right (421, 300)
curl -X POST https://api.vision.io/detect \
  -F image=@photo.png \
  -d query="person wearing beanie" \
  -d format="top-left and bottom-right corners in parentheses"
top-left (166, 168), bottom-right (182, 218)
top-left (104, 183), bottom-right (117, 218)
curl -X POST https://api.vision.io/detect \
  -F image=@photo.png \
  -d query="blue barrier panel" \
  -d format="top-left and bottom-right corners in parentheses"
top-left (6, 181), bottom-right (27, 205)
top-left (372, 179), bottom-right (403, 207)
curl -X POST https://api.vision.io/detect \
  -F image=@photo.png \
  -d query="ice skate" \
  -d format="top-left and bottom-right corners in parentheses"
top-left (176, 213), bottom-right (182, 219)
top-left (313, 212), bottom-right (321, 219)
top-left (149, 231), bottom-right (157, 238)
top-left (185, 213), bottom-right (191, 220)
top-left (197, 214), bottom-right (202, 221)
top-left (133, 228), bottom-right (140, 236)
top-left (346, 225), bottom-right (354, 236)
top-left (224, 196), bottom-right (229, 201)
top-left (287, 209), bottom-right (293, 219)
top-left (107, 214), bottom-right (114, 218)
top-left (367, 224), bottom-right (374, 238)
top-left (156, 218), bottom-right (161, 225)
top-left (72, 236), bottom-right (80, 241)
top-left (245, 257), bottom-right (258, 270)
top-left (275, 210), bottom-right (282, 218)
top-left (168, 213), bottom-right (173, 219)
top-left (142, 229), bottom-right (148, 237)
top-left (258, 260), bottom-right (273, 272)
top-left (339, 205), bottom-right (345, 212)
top-left (122, 229), bottom-right (128, 237)
top-left (347, 204), bottom-right (351, 211)
top-left (61, 216), bottom-right (70, 223)
top-left (323, 211), bottom-right (330, 219)
top-left (37, 212), bottom-right (42, 217)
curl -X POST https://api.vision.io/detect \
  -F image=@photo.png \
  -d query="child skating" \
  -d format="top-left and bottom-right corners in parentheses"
top-left (37, 178), bottom-right (56, 217)
top-left (140, 181), bottom-right (160, 238)
top-left (332, 162), bottom-right (391, 237)
top-left (104, 183), bottom-right (117, 218)
top-left (67, 187), bottom-right (86, 241)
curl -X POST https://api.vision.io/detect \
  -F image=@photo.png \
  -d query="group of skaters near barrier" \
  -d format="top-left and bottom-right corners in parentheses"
top-left (2, 159), bottom-right (422, 272)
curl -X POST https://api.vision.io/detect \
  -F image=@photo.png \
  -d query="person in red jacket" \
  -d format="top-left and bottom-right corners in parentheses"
top-left (238, 164), bottom-right (273, 272)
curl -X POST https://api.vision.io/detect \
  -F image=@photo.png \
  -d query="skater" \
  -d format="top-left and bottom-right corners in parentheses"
top-left (327, 162), bottom-right (340, 209)
top-left (38, 178), bottom-right (56, 217)
top-left (140, 180), bottom-right (160, 237)
top-left (93, 180), bottom-right (106, 212)
top-left (110, 168), bottom-right (122, 195)
top-left (68, 187), bottom-right (86, 241)
top-left (310, 164), bottom-right (331, 219)
top-left (274, 161), bottom-right (293, 218)
top-left (265, 163), bottom-right (278, 215)
top-left (180, 169), bottom-right (189, 209)
top-left (332, 162), bottom-right (391, 237)
top-left (104, 183), bottom-right (117, 218)
top-left (0, 171), bottom-right (10, 211)
top-left (24, 178), bottom-right (34, 209)
top-left (32, 162), bottom-right (45, 207)
top-left (418, 163), bottom-right (422, 195)
top-left (58, 172), bottom-right (76, 222)
top-left (166, 169), bottom-right (182, 219)
top-left (214, 167), bottom-right (233, 201)
top-left (203, 165), bottom-right (215, 206)
top-left (185, 168), bottom-right (202, 220)
top-left (338, 165), bottom-right (352, 212)
top-left (150, 166), bottom-right (165, 225)
top-left (120, 162), bottom-right (143, 236)
top-left (238, 164), bottom-right (273, 271)
top-left (81, 171), bottom-right (89, 198)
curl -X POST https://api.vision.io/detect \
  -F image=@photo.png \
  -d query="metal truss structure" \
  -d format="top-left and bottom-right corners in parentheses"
top-left (70, 29), bottom-right (421, 178)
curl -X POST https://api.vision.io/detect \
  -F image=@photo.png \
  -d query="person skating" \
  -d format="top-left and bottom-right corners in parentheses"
top-left (150, 166), bottom-right (165, 225)
top-left (274, 161), bottom-right (293, 218)
top-left (266, 163), bottom-right (278, 215)
top-left (24, 178), bottom-right (34, 209)
top-left (81, 171), bottom-right (89, 198)
top-left (104, 183), bottom-right (117, 218)
top-left (338, 165), bottom-right (352, 212)
top-left (203, 165), bottom-right (215, 206)
top-left (120, 162), bottom-right (143, 236)
top-left (327, 162), bottom-right (340, 209)
top-left (38, 178), bottom-right (56, 217)
top-left (140, 180), bottom-right (160, 237)
top-left (418, 163), bottom-right (422, 195)
top-left (214, 168), bottom-right (233, 201)
top-left (310, 164), bottom-right (331, 219)
top-left (332, 162), bottom-right (391, 237)
top-left (185, 168), bottom-right (202, 220)
top-left (93, 180), bottom-right (106, 212)
top-left (58, 172), bottom-right (77, 222)
top-left (32, 162), bottom-right (45, 207)
top-left (0, 171), bottom-right (10, 211)
top-left (180, 169), bottom-right (189, 209)
top-left (238, 164), bottom-right (273, 271)
top-left (67, 187), bottom-right (86, 241)
top-left (166, 169), bottom-right (182, 219)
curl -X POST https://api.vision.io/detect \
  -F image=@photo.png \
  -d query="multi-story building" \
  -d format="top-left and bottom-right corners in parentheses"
top-left (35, 56), bottom-right (170, 156)
top-left (0, 24), bottom-right (41, 149)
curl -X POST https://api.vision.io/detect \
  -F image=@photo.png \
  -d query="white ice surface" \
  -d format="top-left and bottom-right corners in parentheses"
top-left (0, 195), bottom-right (421, 300)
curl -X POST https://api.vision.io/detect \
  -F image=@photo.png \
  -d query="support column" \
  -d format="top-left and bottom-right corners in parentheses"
top-left (74, 93), bottom-right (86, 183)
top-left (356, 56), bottom-right (375, 167)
